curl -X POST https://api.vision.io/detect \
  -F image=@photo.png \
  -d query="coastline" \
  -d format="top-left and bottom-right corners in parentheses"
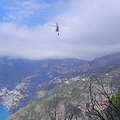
top-left (0, 103), bottom-right (10, 114)
top-left (6, 105), bottom-right (10, 111)
top-left (0, 103), bottom-right (11, 120)
top-left (0, 103), bottom-right (10, 112)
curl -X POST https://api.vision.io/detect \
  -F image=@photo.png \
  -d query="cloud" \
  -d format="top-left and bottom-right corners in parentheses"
top-left (3, 0), bottom-right (49, 24)
top-left (0, 0), bottom-right (120, 60)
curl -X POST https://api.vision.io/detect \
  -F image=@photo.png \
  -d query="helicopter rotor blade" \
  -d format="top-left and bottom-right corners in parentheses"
top-left (48, 25), bottom-right (56, 27)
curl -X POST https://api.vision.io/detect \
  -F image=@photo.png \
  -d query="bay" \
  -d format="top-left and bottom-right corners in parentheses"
top-left (0, 104), bottom-right (10, 120)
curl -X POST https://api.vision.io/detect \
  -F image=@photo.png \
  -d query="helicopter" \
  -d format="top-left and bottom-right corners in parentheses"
top-left (49, 23), bottom-right (60, 36)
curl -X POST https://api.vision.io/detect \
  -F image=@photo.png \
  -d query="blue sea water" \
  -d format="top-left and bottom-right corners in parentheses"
top-left (0, 104), bottom-right (10, 120)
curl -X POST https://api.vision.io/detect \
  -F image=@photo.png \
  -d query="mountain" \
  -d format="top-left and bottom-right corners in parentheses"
top-left (1, 52), bottom-right (120, 115)
top-left (0, 57), bottom-right (88, 87)
top-left (0, 57), bottom-right (89, 113)
top-left (90, 52), bottom-right (120, 69)
top-left (6, 53), bottom-right (120, 120)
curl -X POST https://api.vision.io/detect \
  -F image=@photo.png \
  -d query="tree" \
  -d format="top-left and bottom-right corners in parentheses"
top-left (45, 92), bottom-right (83, 120)
top-left (87, 75), bottom-right (120, 120)
top-left (105, 86), bottom-right (120, 120)
top-left (45, 94), bottom-right (59, 120)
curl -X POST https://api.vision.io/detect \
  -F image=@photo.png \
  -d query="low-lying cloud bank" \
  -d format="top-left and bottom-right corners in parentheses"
top-left (0, 0), bottom-right (120, 60)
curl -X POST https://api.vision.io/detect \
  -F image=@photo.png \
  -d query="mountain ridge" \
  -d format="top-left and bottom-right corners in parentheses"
top-left (6, 61), bottom-right (120, 120)
top-left (0, 52), bottom-right (120, 115)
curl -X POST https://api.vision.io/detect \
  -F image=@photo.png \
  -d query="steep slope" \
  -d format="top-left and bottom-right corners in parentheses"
top-left (90, 52), bottom-right (120, 69)
top-left (1, 52), bottom-right (120, 115)
top-left (0, 58), bottom-right (88, 88)
top-left (6, 66), bottom-right (120, 120)
top-left (0, 57), bottom-right (89, 114)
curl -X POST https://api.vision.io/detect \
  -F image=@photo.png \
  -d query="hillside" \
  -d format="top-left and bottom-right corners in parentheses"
top-left (0, 58), bottom-right (88, 113)
top-left (1, 52), bottom-right (120, 114)
top-left (6, 52), bottom-right (120, 120)
top-left (6, 67), bottom-right (120, 120)
top-left (0, 57), bottom-right (88, 87)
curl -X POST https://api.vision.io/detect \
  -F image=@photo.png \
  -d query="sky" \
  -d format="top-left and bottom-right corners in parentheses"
top-left (0, 0), bottom-right (120, 60)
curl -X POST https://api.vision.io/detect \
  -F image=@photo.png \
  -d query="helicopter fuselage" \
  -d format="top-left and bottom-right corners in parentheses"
top-left (56, 25), bottom-right (59, 32)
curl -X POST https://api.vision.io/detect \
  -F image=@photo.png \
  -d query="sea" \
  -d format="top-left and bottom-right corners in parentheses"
top-left (0, 104), bottom-right (10, 120)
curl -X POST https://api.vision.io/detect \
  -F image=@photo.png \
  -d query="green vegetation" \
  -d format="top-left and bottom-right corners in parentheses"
top-left (104, 86), bottom-right (120, 120)
top-left (6, 52), bottom-right (120, 120)
top-left (7, 67), bottom-right (120, 120)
